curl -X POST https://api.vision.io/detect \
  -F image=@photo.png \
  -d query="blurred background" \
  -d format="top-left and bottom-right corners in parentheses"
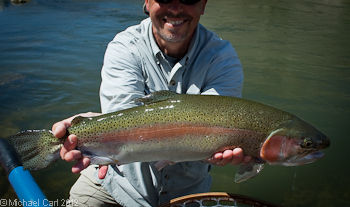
top-left (0, 0), bottom-right (349, 206)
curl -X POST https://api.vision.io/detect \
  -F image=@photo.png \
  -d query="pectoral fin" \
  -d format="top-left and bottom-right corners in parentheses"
top-left (235, 160), bottom-right (265, 183)
top-left (88, 155), bottom-right (117, 165)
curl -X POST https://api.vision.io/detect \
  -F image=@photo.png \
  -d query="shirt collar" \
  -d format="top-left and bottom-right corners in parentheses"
top-left (149, 20), bottom-right (162, 59)
top-left (182, 24), bottom-right (199, 64)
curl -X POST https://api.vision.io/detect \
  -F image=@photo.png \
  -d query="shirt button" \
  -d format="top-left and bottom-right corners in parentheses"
top-left (161, 191), bottom-right (167, 195)
top-left (169, 80), bottom-right (176, 85)
top-left (165, 174), bottom-right (170, 180)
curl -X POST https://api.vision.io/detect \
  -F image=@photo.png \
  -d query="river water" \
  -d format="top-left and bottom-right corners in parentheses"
top-left (0, 0), bottom-right (349, 206)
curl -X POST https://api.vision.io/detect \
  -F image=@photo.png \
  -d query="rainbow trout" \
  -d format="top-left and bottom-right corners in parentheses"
top-left (10, 91), bottom-right (330, 183)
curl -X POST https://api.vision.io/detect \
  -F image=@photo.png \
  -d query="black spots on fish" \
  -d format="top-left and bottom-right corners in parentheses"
top-left (178, 137), bottom-right (192, 147)
top-left (181, 114), bottom-right (196, 123)
top-left (225, 100), bottom-right (293, 135)
top-left (241, 132), bottom-right (265, 154)
top-left (69, 123), bottom-right (100, 146)
top-left (10, 130), bottom-right (64, 170)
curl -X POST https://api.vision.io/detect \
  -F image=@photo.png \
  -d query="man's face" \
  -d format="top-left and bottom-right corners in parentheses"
top-left (146, 0), bottom-right (207, 44)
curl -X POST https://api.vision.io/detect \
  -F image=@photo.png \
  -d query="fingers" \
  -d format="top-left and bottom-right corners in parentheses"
top-left (71, 157), bottom-right (91, 174)
top-left (52, 112), bottom-right (99, 138)
top-left (62, 136), bottom-right (91, 175)
top-left (52, 115), bottom-right (76, 138)
top-left (98, 166), bottom-right (108, 179)
top-left (52, 112), bottom-right (102, 139)
top-left (60, 134), bottom-right (78, 160)
top-left (230, 148), bottom-right (244, 165)
top-left (52, 123), bottom-right (68, 138)
top-left (243, 155), bottom-right (253, 163)
top-left (53, 112), bottom-right (102, 175)
top-left (207, 148), bottom-right (251, 166)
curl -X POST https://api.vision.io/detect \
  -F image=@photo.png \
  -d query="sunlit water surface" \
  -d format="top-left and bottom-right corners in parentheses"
top-left (0, 0), bottom-right (349, 206)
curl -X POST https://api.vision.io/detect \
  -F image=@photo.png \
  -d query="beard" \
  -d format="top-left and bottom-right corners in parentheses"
top-left (157, 27), bottom-right (189, 43)
top-left (155, 12), bottom-right (193, 43)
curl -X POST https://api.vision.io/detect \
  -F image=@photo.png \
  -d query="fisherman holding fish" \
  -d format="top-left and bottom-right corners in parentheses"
top-left (10, 0), bottom-right (329, 205)
top-left (53, 0), bottom-right (250, 206)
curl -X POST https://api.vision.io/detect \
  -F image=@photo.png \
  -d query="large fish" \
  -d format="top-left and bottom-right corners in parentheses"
top-left (10, 91), bottom-right (330, 183)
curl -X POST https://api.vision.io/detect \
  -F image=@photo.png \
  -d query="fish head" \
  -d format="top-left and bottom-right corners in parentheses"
top-left (260, 118), bottom-right (330, 166)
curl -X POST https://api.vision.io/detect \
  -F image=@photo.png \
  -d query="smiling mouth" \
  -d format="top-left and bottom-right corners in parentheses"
top-left (167, 20), bottom-right (184, 25)
top-left (164, 19), bottom-right (186, 27)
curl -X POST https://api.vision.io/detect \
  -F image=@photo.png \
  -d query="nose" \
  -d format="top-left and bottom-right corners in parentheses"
top-left (167, 0), bottom-right (184, 15)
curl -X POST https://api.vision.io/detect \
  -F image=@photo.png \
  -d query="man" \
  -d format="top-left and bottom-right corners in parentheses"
top-left (53, 0), bottom-right (251, 206)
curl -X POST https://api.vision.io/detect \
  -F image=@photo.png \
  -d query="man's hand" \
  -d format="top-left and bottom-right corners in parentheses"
top-left (51, 112), bottom-right (108, 179)
top-left (207, 148), bottom-right (252, 166)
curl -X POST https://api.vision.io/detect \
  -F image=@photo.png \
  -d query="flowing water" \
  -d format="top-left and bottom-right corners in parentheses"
top-left (0, 0), bottom-right (349, 206)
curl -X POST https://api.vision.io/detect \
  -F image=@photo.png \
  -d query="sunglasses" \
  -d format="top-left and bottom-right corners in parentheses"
top-left (155, 0), bottom-right (201, 5)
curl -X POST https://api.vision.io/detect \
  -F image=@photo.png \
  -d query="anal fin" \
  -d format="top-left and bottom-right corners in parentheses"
top-left (154, 160), bottom-right (177, 170)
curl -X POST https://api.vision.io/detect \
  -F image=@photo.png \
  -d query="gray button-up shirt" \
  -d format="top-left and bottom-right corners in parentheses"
top-left (97, 17), bottom-right (243, 207)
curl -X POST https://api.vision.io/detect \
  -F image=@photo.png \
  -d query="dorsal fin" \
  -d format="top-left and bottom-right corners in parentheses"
top-left (133, 90), bottom-right (178, 105)
top-left (71, 116), bottom-right (89, 126)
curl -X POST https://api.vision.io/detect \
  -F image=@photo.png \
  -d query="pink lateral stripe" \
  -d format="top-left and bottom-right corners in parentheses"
top-left (99, 123), bottom-right (242, 143)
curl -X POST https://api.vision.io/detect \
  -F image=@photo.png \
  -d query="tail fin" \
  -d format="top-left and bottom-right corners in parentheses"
top-left (10, 130), bottom-right (65, 170)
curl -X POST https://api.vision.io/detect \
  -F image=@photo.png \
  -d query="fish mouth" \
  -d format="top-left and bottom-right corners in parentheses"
top-left (291, 151), bottom-right (325, 165)
top-left (270, 151), bottom-right (325, 166)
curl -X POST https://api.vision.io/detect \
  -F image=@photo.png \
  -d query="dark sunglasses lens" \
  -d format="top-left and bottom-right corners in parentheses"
top-left (155, 0), bottom-right (172, 3)
top-left (181, 0), bottom-right (201, 5)
top-left (156, 0), bottom-right (201, 5)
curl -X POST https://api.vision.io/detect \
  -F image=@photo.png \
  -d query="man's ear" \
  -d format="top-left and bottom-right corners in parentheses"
top-left (145, 0), bottom-right (150, 12)
top-left (201, 0), bottom-right (208, 15)
top-left (144, 0), bottom-right (150, 16)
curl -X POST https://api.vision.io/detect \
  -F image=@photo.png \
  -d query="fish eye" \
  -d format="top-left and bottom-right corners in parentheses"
top-left (301, 138), bottom-right (313, 148)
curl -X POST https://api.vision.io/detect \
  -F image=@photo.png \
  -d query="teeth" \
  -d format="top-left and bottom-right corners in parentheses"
top-left (167, 20), bottom-right (184, 25)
